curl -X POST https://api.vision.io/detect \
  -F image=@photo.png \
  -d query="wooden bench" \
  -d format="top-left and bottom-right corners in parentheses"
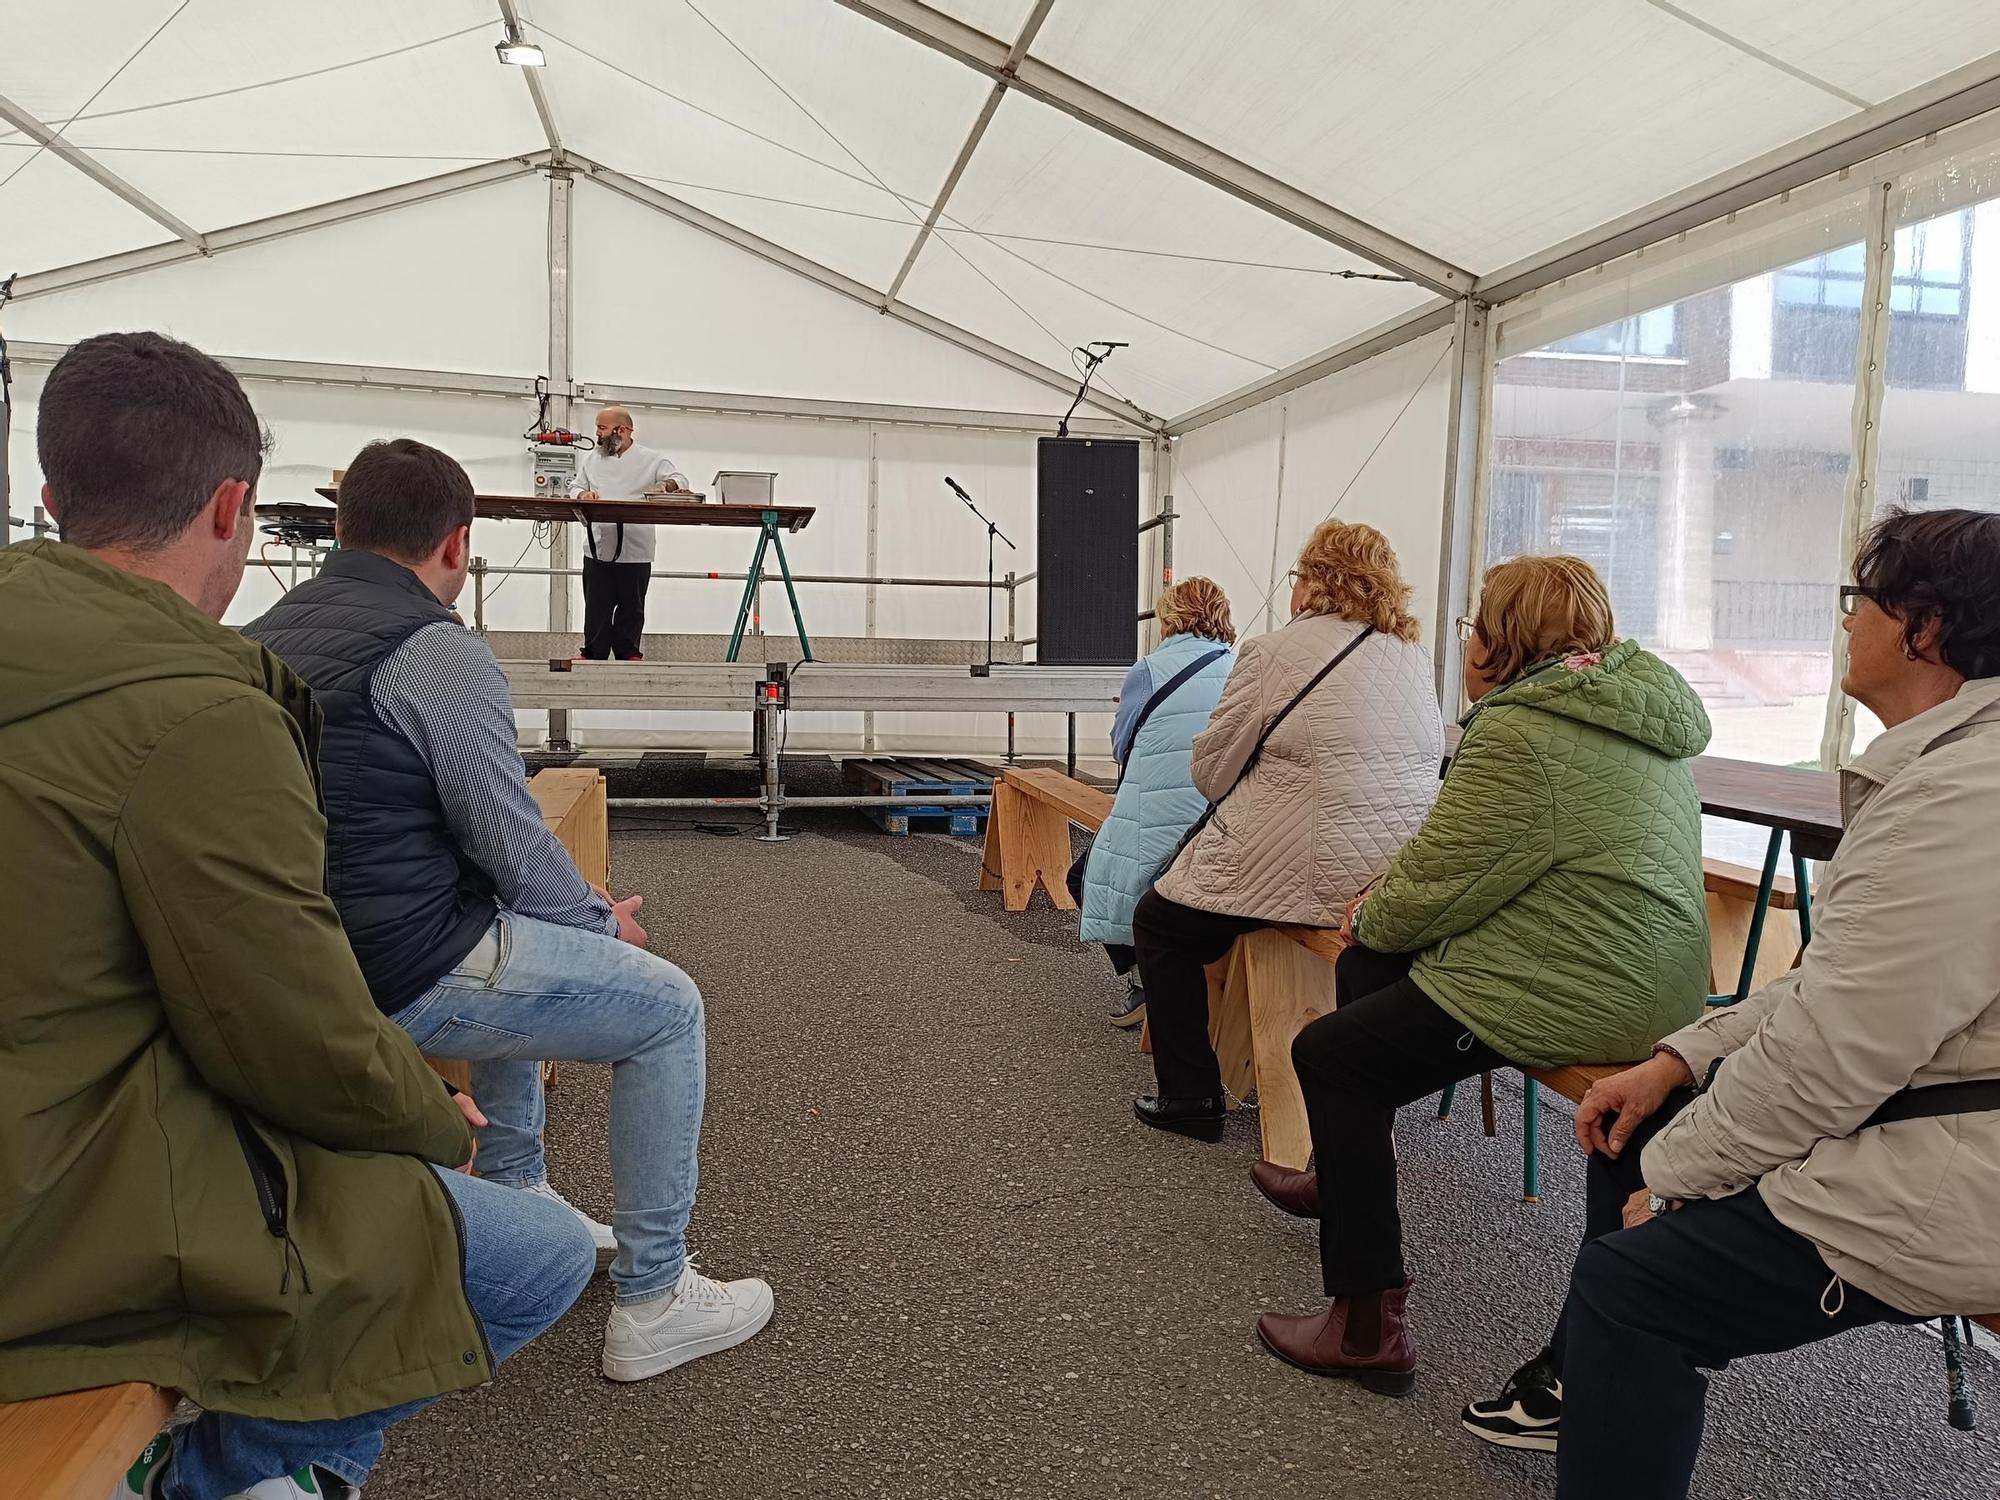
top-left (1197, 926), bottom-right (1349, 1169)
top-left (0, 1382), bottom-right (175, 1500)
top-left (977, 766), bottom-right (1112, 912)
top-left (424, 767), bottom-right (609, 1094)
top-left (1704, 856), bottom-right (1802, 998)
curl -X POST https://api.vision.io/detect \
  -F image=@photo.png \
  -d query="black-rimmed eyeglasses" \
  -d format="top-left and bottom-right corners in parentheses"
top-left (1837, 585), bottom-right (1879, 617)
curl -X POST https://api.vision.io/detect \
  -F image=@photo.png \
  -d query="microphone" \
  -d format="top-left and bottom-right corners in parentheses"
top-left (944, 475), bottom-right (971, 501)
top-left (1088, 340), bottom-right (1130, 349)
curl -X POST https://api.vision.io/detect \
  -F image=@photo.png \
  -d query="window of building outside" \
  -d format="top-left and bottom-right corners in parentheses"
top-left (1851, 198), bottom-right (2000, 758)
top-left (1774, 210), bottom-right (1973, 388)
top-left (1487, 262), bottom-right (1864, 861)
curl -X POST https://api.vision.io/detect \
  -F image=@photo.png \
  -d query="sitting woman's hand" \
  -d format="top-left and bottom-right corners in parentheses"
top-left (1575, 1050), bottom-right (1695, 1159)
top-left (1337, 886), bottom-right (1371, 943)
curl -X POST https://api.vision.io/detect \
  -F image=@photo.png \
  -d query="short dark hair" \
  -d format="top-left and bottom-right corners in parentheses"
top-left (1855, 506), bottom-right (2000, 679)
top-left (37, 331), bottom-right (265, 550)
top-left (334, 439), bottom-right (475, 560)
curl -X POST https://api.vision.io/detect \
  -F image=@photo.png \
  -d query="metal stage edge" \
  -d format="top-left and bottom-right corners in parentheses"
top-left (501, 659), bottom-right (1126, 842)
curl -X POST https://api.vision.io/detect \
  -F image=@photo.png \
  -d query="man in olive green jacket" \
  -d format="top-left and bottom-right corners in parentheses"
top-left (0, 333), bottom-right (593, 1500)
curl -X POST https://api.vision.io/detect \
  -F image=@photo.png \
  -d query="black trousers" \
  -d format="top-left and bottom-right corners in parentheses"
top-left (1131, 888), bottom-right (1271, 1098)
top-left (1552, 1097), bottom-right (1918, 1500)
top-left (1292, 944), bottom-right (1506, 1296)
top-left (581, 558), bottom-right (650, 660)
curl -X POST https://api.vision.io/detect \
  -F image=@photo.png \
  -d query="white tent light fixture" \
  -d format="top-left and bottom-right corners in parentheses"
top-left (495, 22), bottom-right (545, 67)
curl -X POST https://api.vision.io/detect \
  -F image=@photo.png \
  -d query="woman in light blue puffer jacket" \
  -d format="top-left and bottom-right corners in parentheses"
top-left (1079, 577), bottom-right (1236, 1028)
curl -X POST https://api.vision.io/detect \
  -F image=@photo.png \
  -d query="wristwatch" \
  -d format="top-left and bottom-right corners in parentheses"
top-left (1647, 1193), bottom-right (1671, 1216)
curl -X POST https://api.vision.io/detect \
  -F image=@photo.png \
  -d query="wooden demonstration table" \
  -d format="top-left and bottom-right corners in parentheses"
top-left (315, 489), bottom-right (819, 661)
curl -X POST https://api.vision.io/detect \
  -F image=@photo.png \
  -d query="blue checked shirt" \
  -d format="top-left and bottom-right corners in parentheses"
top-left (372, 622), bottom-right (618, 936)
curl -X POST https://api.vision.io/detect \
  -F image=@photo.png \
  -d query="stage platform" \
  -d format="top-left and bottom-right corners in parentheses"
top-left (499, 659), bottom-right (1123, 716)
top-left (482, 630), bottom-right (1025, 668)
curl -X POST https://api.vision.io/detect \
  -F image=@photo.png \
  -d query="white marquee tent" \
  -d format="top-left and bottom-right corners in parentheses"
top-left (8, 0), bottom-right (2000, 757)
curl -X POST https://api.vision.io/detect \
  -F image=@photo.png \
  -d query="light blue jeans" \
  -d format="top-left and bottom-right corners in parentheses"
top-left (390, 910), bottom-right (707, 1304)
top-left (163, 1167), bottom-right (593, 1499)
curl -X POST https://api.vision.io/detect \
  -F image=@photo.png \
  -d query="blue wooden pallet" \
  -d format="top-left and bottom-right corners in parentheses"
top-left (843, 757), bottom-right (996, 838)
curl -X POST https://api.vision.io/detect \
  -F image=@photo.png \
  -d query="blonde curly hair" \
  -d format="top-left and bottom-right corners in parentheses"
top-left (1155, 576), bottom-right (1236, 644)
top-left (1471, 554), bottom-right (1617, 685)
top-left (1291, 520), bottom-right (1421, 642)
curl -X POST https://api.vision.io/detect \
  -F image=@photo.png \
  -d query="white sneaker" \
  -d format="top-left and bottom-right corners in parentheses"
top-left (108, 1430), bottom-right (171, 1499)
top-left (519, 1178), bottom-right (616, 1267)
top-left (601, 1257), bottom-right (775, 1382)
top-left (224, 1468), bottom-right (358, 1499)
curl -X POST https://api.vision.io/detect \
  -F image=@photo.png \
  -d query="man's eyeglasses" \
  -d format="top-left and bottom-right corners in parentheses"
top-left (1837, 585), bottom-right (1879, 617)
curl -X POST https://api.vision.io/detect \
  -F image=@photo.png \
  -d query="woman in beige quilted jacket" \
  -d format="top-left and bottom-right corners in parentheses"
top-left (1130, 520), bottom-right (1443, 1139)
top-left (1461, 508), bottom-right (2000, 1500)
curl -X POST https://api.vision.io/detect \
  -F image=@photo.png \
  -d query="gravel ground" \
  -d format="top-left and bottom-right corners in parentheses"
top-left (367, 757), bottom-right (2000, 1499)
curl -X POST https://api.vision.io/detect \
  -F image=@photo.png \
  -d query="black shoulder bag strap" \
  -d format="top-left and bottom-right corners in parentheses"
top-left (1166, 624), bottom-right (1376, 863)
top-left (1115, 647), bottom-right (1230, 788)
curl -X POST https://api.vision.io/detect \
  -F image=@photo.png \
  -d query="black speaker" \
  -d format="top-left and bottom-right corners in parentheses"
top-left (1036, 437), bottom-right (1139, 664)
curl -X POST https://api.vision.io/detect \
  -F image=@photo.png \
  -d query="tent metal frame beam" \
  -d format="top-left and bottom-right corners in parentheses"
top-left (8, 341), bottom-right (1113, 434)
top-left (8, 343), bottom-right (539, 397)
top-left (579, 380), bottom-right (1125, 436)
top-left (0, 89), bottom-right (207, 250)
top-left (497, 0), bottom-right (565, 160)
top-left (832, 0), bottom-right (1470, 298)
top-left (7, 154), bottom-right (550, 301)
top-left (1476, 48), bottom-right (2000, 305)
top-left (1165, 300), bottom-right (1457, 434)
top-left (1432, 298), bottom-right (1489, 706)
top-left (881, 0), bottom-right (1055, 307)
top-left (544, 165), bottom-right (576, 747)
top-left (572, 154), bottom-right (1160, 432)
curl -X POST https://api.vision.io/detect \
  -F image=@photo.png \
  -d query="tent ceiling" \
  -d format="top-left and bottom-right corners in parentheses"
top-left (6, 0), bottom-right (2000, 423)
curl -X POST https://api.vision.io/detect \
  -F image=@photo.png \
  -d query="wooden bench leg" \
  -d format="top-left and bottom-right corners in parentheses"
top-left (1208, 946), bottom-right (1254, 1107)
top-left (978, 790), bottom-right (1005, 894)
top-left (1240, 930), bottom-right (1340, 1170)
top-left (991, 780), bottom-right (1075, 912)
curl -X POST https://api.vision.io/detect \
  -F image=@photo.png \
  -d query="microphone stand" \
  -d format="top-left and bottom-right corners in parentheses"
top-left (1057, 344), bottom-right (1118, 438)
top-left (944, 478), bottom-right (1016, 675)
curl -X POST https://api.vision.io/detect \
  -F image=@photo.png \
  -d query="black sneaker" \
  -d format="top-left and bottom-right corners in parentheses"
top-left (1109, 982), bottom-right (1147, 1029)
top-left (1461, 1346), bottom-right (1561, 1452)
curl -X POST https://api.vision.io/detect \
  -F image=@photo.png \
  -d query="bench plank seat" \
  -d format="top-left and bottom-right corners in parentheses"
top-left (0, 1382), bottom-right (174, 1500)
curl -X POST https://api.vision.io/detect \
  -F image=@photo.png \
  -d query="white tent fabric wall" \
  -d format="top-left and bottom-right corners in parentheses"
top-left (2, 173), bottom-right (551, 370)
top-left (1166, 332), bottom-right (1455, 656)
top-left (572, 180), bottom-right (1086, 414)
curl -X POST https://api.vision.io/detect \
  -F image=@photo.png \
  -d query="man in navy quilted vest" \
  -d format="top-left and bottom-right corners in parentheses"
top-left (245, 439), bottom-right (774, 1384)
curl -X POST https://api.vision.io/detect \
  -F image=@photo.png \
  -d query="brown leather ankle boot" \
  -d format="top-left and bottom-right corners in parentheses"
top-left (1255, 1281), bottom-right (1417, 1396)
top-left (1249, 1160), bottom-right (1319, 1218)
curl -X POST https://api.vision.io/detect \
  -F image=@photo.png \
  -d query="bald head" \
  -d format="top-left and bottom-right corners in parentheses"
top-left (595, 406), bottom-right (635, 455)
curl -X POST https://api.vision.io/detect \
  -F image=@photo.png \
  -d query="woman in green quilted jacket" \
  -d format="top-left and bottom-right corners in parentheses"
top-left (1250, 554), bottom-right (1711, 1396)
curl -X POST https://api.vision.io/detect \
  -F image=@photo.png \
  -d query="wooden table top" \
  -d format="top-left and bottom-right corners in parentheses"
top-left (312, 489), bottom-right (815, 531)
top-left (1689, 753), bottom-right (1844, 856)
